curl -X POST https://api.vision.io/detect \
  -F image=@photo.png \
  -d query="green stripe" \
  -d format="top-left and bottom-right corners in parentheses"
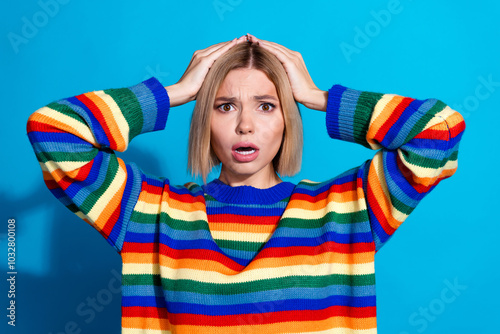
top-left (389, 193), bottom-right (415, 215)
top-left (215, 239), bottom-right (263, 252)
top-left (353, 91), bottom-right (384, 148)
top-left (129, 211), bottom-right (209, 231)
top-left (79, 154), bottom-right (119, 214)
top-left (103, 87), bottom-right (143, 140)
top-left (48, 102), bottom-right (87, 125)
top-left (123, 273), bottom-right (375, 294)
top-left (279, 210), bottom-right (368, 229)
top-left (401, 150), bottom-right (447, 169)
top-left (36, 149), bottom-right (96, 164)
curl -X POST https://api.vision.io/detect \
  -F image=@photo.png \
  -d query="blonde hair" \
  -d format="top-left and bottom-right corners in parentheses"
top-left (188, 42), bottom-right (303, 183)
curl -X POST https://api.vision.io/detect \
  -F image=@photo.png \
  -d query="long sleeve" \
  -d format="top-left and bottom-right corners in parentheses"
top-left (26, 77), bottom-right (170, 253)
top-left (325, 84), bottom-right (466, 252)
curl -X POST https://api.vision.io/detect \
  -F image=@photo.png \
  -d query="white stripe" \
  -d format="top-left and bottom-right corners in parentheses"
top-left (123, 261), bottom-right (375, 281)
top-left (211, 230), bottom-right (271, 243)
top-left (36, 107), bottom-right (97, 145)
top-left (93, 90), bottom-right (130, 148)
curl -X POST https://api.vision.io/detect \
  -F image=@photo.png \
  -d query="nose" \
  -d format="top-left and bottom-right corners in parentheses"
top-left (235, 108), bottom-right (254, 135)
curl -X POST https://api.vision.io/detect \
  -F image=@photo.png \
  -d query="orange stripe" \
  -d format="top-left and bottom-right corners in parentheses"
top-left (93, 159), bottom-right (127, 230)
top-left (123, 316), bottom-right (170, 331)
top-left (85, 92), bottom-right (126, 151)
top-left (287, 190), bottom-right (360, 210)
top-left (208, 222), bottom-right (276, 234)
top-left (445, 110), bottom-right (465, 128)
top-left (368, 154), bottom-right (403, 230)
top-left (175, 316), bottom-right (377, 333)
top-left (121, 250), bottom-right (376, 272)
top-left (367, 95), bottom-right (405, 145)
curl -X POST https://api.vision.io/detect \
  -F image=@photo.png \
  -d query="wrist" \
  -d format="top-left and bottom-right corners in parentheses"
top-left (301, 88), bottom-right (328, 112)
top-left (165, 83), bottom-right (195, 107)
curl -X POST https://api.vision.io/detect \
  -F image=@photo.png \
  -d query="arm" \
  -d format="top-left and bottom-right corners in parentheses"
top-left (26, 36), bottom-right (249, 254)
top-left (26, 77), bottom-right (170, 253)
top-left (325, 84), bottom-right (466, 251)
top-left (247, 34), bottom-right (466, 251)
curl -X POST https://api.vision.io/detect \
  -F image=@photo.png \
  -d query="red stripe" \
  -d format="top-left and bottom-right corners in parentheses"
top-left (102, 200), bottom-right (121, 237)
top-left (122, 305), bottom-right (168, 318)
top-left (375, 97), bottom-right (414, 143)
top-left (414, 128), bottom-right (450, 140)
top-left (121, 305), bottom-right (376, 326)
top-left (142, 180), bottom-right (163, 195)
top-left (74, 160), bottom-right (94, 182)
top-left (27, 120), bottom-right (66, 134)
top-left (255, 241), bottom-right (375, 260)
top-left (207, 214), bottom-right (280, 225)
top-left (167, 305), bottom-right (377, 326)
top-left (366, 175), bottom-right (396, 237)
top-left (451, 119), bottom-right (466, 136)
top-left (76, 94), bottom-right (117, 149)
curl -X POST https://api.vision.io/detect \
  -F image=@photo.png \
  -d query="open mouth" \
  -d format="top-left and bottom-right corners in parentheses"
top-left (232, 142), bottom-right (259, 162)
top-left (234, 147), bottom-right (257, 155)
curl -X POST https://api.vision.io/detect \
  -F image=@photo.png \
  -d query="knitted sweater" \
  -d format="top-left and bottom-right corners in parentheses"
top-left (27, 77), bottom-right (465, 333)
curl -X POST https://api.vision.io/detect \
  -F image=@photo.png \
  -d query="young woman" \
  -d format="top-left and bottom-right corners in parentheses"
top-left (27, 33), bottom-right (465, 333)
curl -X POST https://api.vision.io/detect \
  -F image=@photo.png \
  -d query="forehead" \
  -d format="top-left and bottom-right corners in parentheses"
top-left (216, 68), bottom-right (277, 95)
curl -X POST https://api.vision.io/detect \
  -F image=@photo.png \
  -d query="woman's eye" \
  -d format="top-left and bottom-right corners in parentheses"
top-left (260, 103), bottom-right (275, 112)
top-left (218, 103), bottom-right (234, 112)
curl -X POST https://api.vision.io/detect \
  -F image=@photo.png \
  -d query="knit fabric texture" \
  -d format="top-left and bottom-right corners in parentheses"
top-left (27, 76), bottom-right (465, 333)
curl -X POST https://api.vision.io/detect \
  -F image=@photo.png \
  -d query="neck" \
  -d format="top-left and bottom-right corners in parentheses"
top-left (218, 165), bottom-right (282, 189)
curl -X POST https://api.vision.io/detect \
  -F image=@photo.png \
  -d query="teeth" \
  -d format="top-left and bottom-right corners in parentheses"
top-left (236, 149), bottom-right (256, 155)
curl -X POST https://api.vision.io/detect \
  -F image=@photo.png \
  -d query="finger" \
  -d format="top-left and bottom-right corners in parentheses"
top-left (202, 38), bottom-right (243, 65)
top-left (258, 39), bottom-right (298, 59)
top-left (197, 38), bottom-right (237, 57)
top-left (256, 39), bottom-right (297, 67)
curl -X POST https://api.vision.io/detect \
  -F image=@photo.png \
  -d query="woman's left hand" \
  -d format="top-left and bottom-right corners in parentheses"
top-left (245, 33), bottom-right (328, 111)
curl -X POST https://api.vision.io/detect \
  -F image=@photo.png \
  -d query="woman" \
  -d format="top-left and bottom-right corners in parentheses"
top-left (27, 34), bottom-right (465, 333)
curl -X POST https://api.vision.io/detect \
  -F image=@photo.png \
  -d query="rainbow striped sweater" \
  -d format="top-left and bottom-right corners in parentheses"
top-left (27, 77), bottom-right (465, 333)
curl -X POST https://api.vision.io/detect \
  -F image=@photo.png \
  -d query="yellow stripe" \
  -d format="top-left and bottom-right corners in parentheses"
top-left (85, 91), bottom-right (128, 151)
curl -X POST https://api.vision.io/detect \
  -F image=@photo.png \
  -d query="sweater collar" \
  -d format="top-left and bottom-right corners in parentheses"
top-left (202, 178), bottom-right (296, 204)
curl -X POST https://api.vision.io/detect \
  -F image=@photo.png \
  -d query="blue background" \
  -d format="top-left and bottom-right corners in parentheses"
top-left (1, 0), bottom-right (498, 333)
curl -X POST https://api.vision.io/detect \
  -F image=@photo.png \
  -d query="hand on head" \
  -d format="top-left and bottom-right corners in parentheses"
top-left (167, 34), bottom-right (326, 111)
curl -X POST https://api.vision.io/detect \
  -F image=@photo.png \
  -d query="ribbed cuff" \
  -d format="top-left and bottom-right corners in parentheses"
top-left (128, 77), bottom-right (170, 137)
top-left (325, 84), bottom-right (376, 148)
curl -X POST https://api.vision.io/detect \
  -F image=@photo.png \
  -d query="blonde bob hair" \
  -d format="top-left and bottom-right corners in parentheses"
top-left (188, 42), bottom-right (303, 182)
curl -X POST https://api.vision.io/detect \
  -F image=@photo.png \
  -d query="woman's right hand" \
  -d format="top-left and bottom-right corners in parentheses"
top-left (166, 35), bottom-right (248, 107)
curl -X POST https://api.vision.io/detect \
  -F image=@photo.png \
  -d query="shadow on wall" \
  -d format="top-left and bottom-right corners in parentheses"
top-left (1, 146), bottom-right (168, 333)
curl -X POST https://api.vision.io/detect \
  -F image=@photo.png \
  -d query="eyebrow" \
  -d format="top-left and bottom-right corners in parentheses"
top-left (214, 95), bottom-right (279, 103)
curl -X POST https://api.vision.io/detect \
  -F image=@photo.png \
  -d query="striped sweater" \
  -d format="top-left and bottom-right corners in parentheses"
top-left (26, 77), bottom-right (465, 333)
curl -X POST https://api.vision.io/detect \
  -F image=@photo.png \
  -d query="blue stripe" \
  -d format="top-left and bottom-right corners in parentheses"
top-left (338, 87), bottom-right (362, 142)
top-left (165, 295), bottom-right (376, 315)
top-left (108, 163), bottom-right (143, 251)
top-left (121, 295), bottom-right (376, 313)
top-left (122, 284), bottom-right (376, 304)
top-left (61, 97), bottom-right (111, 148)
top-left (31, 140), bottom-right (93, 155)
top-left (383, 98), bottom-right (426, 149)
top-left (142, 77), bottom-right (170, 131)
top-left (266, 231), bottom-right (373, 248)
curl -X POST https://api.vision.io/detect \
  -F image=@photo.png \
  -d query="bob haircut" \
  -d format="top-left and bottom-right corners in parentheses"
top-left (188, 42), bottom-right (303, 183)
